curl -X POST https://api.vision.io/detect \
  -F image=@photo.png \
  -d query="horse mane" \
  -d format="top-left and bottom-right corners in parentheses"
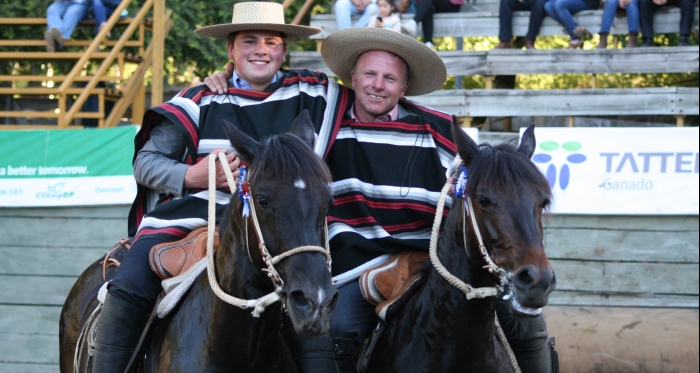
top-left (468, 142), bottom-right (553, 208)
top-left (248, 133), bottom-right (333, 186)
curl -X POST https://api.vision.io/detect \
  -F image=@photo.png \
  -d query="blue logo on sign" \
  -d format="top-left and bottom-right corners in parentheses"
top-left (532, 141), bottom-right (586, 190)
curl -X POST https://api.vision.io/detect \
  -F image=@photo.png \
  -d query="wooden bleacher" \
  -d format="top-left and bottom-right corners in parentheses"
top-left (309, 6), bottom-right (699, 39)
top-left (293, 2), bottom-right (699, 126)
top-left (0, 0), bottom-right (171, 129)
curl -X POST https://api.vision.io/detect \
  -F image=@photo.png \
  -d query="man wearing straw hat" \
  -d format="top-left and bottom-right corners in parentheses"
top-left (90, 3), bottom-right (349, 372)
top-left (206, 25), bottom-right (558, 373)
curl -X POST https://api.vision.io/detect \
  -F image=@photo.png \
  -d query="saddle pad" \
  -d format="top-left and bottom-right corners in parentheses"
top-left (157, 258), bottom-right (208, 318)
top-left (359, 251), bottom-right (429, 322)
top-left (149, 226), bottom-right (219, 280)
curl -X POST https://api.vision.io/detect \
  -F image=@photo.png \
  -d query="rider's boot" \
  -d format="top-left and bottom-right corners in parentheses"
top-left (92, 292), bottom-right (149, 373)
top-left (334, 337), bottom-right (358, 373)
top-left (496, 299), bottom-right (560, 373)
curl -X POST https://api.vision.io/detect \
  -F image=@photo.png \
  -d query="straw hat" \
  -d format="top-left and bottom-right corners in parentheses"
top-left (321, 28), bottom-right (446, 96)
top-left (194, 2), bottom-right (321, 39)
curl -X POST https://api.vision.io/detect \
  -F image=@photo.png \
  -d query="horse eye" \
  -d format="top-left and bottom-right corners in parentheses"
top-left (256, 196), bottom-right (270, 208)
top-left (542, 198), bottom-right (551, 209)
top-left (475, 196), bottom-right (492, 208)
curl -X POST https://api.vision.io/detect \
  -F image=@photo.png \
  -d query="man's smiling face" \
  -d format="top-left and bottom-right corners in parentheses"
top-left (351, 50), bottom-right (409, 123)
top-left (228, 30), bottom-right (287, 91)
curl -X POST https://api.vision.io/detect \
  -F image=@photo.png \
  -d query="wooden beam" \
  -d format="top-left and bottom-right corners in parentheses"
top-left (291, 0), bottom-right (315, 25)
top-left (0, 75), bottom-right (119, 82)
top-left (152, 0), bottom-right (165, 106)
top-left (290, 47), bottom-right (700, 76)
top-left (0, 40), bottom-right (142, 47)
top-left (0, 17), bottom-right (133, 26)
top-left (408, 87), bottom-right (699, 117)
top-left (0, 51), bottom-right (125, 60)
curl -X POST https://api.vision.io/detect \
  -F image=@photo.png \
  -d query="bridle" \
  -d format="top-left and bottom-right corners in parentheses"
top-left (428, 165), bottom-right (511, 300)
top-left (205, 152), bottom-right (331, 317)
top-left (429, 164), bottom-right (521, 373)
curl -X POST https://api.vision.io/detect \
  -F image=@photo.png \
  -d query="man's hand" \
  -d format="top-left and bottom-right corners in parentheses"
top-left (446, 176), bottom-right (456, 197)
top-left (652, 0), bottom-right (666, 5)
top-left (184, 148), bottom-right (240, 189)
top-left (200, 62), bottom-right (234, 95)
top-left (619, 0), bottom-right (632, 9)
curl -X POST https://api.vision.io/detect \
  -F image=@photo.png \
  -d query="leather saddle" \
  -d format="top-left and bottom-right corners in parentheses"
top-left (359, 250), bottom-right (429, 322)
top-left (149, 226), bottom-right (220, 280)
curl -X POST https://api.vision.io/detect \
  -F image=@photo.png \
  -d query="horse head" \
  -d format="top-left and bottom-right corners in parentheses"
top-left (221, 110), bottom-right (339, 335)
top-left (452, 123), bottom-right (556, 317)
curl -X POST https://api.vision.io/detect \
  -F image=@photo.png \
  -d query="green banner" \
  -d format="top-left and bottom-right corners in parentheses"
top-left (0, 126), bottom-right (135, 179)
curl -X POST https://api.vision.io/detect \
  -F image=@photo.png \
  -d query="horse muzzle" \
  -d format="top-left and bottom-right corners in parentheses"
top-left (506, 264), bottom-right (556, 317)
top-left (285, 286), bottom-right (339, 336)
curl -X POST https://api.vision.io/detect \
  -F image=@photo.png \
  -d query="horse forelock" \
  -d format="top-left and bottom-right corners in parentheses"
top-left (467, 143), bottom-right (552, 207)
top-left (248, 134), bottom-right (332, 187)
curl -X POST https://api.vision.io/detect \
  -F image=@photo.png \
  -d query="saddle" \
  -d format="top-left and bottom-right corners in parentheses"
top-left (149, 226), bottom-right (220, 280)
top-left (359, 250), bottom-right (429, 322)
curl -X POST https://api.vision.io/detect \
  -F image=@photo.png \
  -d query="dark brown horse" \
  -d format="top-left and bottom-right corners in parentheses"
top-left (59, 112), bottom-right (339, 372)
top-left (364, 123), bottom-right (556, 372)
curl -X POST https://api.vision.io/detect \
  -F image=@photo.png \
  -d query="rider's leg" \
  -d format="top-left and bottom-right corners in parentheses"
top-left (92, 237), bottom-right (165, 373)
top-left (281, 315), bottom-right (339, 373)
top-left (496, 299), bottom-right (560, 373)
top-left (331, 280), bottom-right (378, 373)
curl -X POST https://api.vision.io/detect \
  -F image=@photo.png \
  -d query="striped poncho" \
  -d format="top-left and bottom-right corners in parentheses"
top-left (127, 69), bottom-right (349, 240)
top-left (319, 85), bottom-right (457, 275)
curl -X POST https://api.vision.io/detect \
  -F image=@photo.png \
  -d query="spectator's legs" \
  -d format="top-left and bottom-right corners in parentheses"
top-left (335, 0), bottom-right (361, 30)
top-left (58, 2), bottom-right (89, 41)
top-left (625, 0), bottom-right (640, 33)
top-left (670, 0), bottom-right (695, 36)
top-left (46, 1), bottom-right (68, 32)
top-left (500, 0), bottom-right (531, 42)
top-left (93, 0), bottom-right (109, 34)
top-left (638, 0), bottom-right (658, 43)
top-left (414, 0), bottom-right (436, 41)
top-left (331, 280), bottom-right (377, 373)
top-left (549, 0), bottom-right (591, 39)
top-left (526, 0), bottom-right (549, 41)
top-left (599, 0), bottom-right (619, 33)
top-left (353, 2), bottom-right (379, 27)
top-left (544, 1), bottom-right (564, 26)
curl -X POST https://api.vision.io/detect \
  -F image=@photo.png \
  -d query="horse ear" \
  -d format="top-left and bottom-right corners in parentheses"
top-left (451, 117), bottom-right (479, 167)
top-left (290, 109), bottom-right (316, 149)
top-left (518, 124), bottom-right (537, 159)
top-left (222, 119), bottom-right (258, 163)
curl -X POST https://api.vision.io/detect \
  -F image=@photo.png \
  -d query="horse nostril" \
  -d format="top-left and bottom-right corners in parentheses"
top-left (514, 266), bottom-right (537, 287)
top-left (289, 290), bottom-right (314, 313)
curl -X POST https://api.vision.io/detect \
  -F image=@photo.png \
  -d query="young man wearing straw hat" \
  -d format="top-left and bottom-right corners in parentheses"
top-left (89, 3), bottom-right (348, 373)
top-left (205, 26), bottom-right (558, 373)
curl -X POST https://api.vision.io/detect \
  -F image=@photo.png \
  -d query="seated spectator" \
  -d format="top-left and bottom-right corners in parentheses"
top-left (401, 0), bottom-right (464, 49)
top-left (335, 0), bottom-right (379, 29)
top-left (369, 0), bottom-right (402, 32)
top-left (545, 0), bottom-right (601, 48)
top-left (597, 0), bottom-right (639, 48)
top-left (639, 0), bottom-right (695, 46)
top-left (92, 0), bottom-right (123, 37)
top-left (497, 0), bottom-right (550, 49)
top-left (45, 0), bottom-right (89, 52)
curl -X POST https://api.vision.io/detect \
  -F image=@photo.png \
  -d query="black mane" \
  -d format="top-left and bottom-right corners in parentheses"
top-left (468, 142), bottom-right (553, 203)
top-left (248, 133), bottom-right (332, 185)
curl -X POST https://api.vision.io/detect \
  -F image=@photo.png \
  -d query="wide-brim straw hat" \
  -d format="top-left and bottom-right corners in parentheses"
top-left (194, 2), bottom-right (321, 39)
top-left (321, 28), bottom-right (446, 96)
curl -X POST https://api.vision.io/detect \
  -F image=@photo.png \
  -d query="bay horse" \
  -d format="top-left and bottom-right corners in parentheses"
top-left (364, 123), bottom-right (556, 372)
top-left (59, 112), bottom-right (339, 372)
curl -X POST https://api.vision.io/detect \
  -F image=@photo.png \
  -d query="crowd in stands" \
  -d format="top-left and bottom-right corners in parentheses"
top-left (44, 0), bottom-right (124, 52)
top-left (333, 0), bottom-right (696, 49)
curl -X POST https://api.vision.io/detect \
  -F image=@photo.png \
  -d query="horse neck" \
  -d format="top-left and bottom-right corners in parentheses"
top-left (196, 220), bottom-right (289, 366)
top-left (422, 201), bottom-right (500, 343)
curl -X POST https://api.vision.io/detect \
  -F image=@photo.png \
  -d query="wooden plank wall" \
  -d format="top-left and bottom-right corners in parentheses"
top-left (0, 206), bottom-right (697, 372)
top-left (0, 206), bottom-right (128, 373)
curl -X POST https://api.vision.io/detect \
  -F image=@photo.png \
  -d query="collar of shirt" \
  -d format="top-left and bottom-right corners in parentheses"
top-left (228, 70), bottom-right (279, 90)
top-left (349, 103), bottom-right (400, 122)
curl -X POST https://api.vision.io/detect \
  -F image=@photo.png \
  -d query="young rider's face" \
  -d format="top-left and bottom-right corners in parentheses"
top-left (228, 30), bottom-right (287, 91)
